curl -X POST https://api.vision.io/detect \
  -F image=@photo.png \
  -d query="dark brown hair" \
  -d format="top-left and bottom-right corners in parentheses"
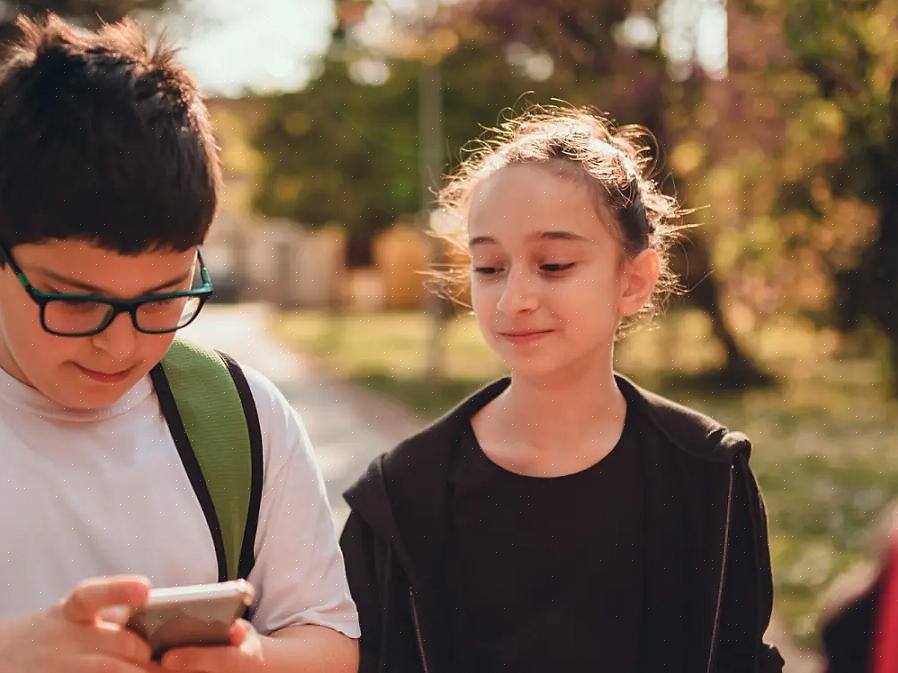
top-left (435, 105), bottom-right (686, 335)
top-left (0, 14), bottom-right (221, 255)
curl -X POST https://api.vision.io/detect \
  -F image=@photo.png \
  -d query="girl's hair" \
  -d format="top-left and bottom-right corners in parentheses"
top-left (433, 104), bottom-right (686, 336)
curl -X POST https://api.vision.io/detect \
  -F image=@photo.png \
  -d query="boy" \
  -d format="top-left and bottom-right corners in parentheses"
top-left (0, 14), bottom-right (359, 673)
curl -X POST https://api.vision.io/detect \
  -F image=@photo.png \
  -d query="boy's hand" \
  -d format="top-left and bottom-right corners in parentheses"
top-left (0, 575), bottom-right (153, 673)
top-left (158, 619), bottom-right (264, 672)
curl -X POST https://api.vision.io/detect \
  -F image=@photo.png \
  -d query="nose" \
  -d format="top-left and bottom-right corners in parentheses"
top-left (496, 265), bottom-right (539, 316)
top-left (89, 310), bottom-right (138, 362)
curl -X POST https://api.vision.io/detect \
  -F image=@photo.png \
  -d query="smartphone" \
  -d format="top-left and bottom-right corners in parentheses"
top-left (124, 580), bottom-right (255, 658)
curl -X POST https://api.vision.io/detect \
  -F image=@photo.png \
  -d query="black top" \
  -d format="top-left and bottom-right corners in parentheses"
top-left (446, 409), bottom-right (644, 672)
top-left (341, 376), bottom-right (785, 673)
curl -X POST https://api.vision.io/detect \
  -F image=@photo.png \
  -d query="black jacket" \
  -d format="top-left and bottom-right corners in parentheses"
top-left (821, 571), bottom-right (883, 672)
top-left (341, 377), bottom-right (785, 673)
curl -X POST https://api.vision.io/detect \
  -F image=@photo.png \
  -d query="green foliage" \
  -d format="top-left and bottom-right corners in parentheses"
top-left (251, 39), bottom-right (575, 242)
top-left (254, 0), bottom-right (898, 383)
top-left (252, 59), bottom-right (420, 238)
top-left (764, 0), bottom-right (898, 377)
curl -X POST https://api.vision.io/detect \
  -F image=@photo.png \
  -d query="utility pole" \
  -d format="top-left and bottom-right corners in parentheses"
top-left (418, 0), bottom-right (446, 380)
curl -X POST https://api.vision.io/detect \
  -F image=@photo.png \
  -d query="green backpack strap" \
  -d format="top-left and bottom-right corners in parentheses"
top-left (150, 338), bottom-right (263, 582)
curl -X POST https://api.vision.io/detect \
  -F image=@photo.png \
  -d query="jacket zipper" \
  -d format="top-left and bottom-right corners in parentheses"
top-left (409, 588), bottom-right (432, 673)
top-left (707, 465), bottom-right (734, 673)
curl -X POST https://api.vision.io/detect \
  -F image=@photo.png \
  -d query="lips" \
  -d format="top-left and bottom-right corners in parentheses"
top-left (497, 329), bottom-right (554, 343)
top-left (75, 363), bottom-right (136, 383)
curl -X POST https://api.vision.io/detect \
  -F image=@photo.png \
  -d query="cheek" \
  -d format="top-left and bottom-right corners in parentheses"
top-left (138, 332), bottom-right (177, 367)
top-left (469, 280), bottom-right (500, 337)
top-left (4, 315), bottom-right (83, 385)
top-left (1, 290), bottom-right (71, 357)
top-left (470, 278), bottom-right (497, 316)
top-left (557, 270), bottom-right (621, 323)
top-left (21, 325), bottom-right (82, 360)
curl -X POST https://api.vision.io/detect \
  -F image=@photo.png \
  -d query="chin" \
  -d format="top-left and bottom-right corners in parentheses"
top-left (509, 348), bottom-right (605, 383)
top-left (505, 355), bottom-right (569, 381)
top-left (56, 391), bottom-right (118, 411)
top-left (49, 379), bottom-right (136, 411)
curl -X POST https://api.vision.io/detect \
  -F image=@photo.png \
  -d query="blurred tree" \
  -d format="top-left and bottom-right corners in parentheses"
top-left (259, 0), bottom-right (895, 387)
top-left (251, 58), bottom-right (419, 265)
top-left (251, 28), bottom-right (573, 265)
top-left (0, 0), bottom-right (175, 53)
top-left (250, 0), bottom-right (772, 384)
top-left (764, 0), bottom-right (898, 384)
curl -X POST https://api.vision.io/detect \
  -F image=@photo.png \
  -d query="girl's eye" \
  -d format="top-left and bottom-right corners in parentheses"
top-left (540, 262), bottom-right (576, 273)
top-left (473, 266), bottom-right (503, 275)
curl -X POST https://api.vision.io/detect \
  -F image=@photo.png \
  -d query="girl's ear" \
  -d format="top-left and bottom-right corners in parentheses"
top-left (618, 249), bottom-right (660, 317)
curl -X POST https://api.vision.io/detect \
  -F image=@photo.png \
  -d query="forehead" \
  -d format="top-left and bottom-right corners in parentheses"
top-left (467, 163), bottom-right (611, 243)
top-left (12, 239), bottom-right (197, 294)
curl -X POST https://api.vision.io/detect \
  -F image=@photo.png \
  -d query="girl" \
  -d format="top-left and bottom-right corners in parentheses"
top-left (341, 107), bottom-right (784, 673)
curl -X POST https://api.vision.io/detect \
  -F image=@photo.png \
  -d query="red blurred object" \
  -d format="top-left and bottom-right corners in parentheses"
top-left (873, 543), bottom-right (898, 673)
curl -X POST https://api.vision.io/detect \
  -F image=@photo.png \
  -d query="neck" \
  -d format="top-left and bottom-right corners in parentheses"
top-left (490, 350), bottom-right (626, 453)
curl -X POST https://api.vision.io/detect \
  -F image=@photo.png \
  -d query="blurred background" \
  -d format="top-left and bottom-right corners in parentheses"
top-left (3, 0), bottom-right (898, 666)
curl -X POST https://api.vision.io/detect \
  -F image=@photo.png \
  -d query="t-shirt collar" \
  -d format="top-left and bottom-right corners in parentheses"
top-left (0, 363), bottom-right (154, 422)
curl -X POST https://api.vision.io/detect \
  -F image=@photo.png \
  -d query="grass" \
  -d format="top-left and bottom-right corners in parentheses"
top-left (272, 307), bottom-right (898, 649)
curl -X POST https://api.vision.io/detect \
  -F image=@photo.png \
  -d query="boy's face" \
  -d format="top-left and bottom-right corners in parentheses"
top-left (0, 239), bottom-right (199, 410)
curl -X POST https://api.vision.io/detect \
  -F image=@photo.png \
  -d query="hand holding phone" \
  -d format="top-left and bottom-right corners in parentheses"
top-left (124, 579), bottom-right (254, 658)
top-left (0, 576), bottom-right (152, 673)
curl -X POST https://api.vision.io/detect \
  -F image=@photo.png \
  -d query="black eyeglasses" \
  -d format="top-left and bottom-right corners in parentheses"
top-left (0, 242), bottom-right (214, 337)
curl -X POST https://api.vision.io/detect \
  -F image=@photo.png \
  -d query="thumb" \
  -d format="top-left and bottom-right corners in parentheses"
top-left (229, 618), bottom-right (251, 646)
top-left (61, 575), bottom-right (150, 623)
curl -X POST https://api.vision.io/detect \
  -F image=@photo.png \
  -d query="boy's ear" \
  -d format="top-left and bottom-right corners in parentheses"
top-left (618, 249), bottom-right (660, 317)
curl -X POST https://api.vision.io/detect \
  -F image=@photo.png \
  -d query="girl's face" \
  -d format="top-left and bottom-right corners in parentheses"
top-left (467, 163), bottom-right (659, 383)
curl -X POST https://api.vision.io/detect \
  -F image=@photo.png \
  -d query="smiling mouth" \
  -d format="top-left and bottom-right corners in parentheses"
top-left (498, 330), bottom-right (554, 340)
top-left (75, 364), bottom-right (135, 383)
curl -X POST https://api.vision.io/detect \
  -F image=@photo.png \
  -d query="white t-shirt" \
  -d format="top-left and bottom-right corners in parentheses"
top-left (0, 361), bottom-right (360, 638)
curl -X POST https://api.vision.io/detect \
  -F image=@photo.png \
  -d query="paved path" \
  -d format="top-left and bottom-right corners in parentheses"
top-left (181, 303), bottom-right (423, 525)
top-left (182, 303), bottom-right (821, 673)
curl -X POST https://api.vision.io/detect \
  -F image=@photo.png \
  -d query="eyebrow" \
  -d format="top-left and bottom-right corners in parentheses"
top-left (469, 231), bottom-right (592, 247)
top-left (36, 268), bottom-right (192, 295)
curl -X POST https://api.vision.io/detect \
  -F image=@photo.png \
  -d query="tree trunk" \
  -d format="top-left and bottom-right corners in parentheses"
top-left (674, 233), bottom-right (774, 387)
top-left (842, 193), bottom-right (898, 394)
top-left (643, 73), bottom-right (771, 388)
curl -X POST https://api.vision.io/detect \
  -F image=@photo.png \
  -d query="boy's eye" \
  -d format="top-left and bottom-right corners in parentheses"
top-left (540, 262), bottom-right (576, 273)
top-left (59, 299), bottom-right (103, 314)
top-left (473, 266), bottom-right (503, 275)
top-left (139, 298), bottom-right (177, 314)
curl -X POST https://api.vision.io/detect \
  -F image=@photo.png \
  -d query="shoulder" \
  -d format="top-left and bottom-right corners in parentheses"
top-left (345, 378), bottom-right (509, 510)
top-left (616, 375), bottom-right (752, 463)
top-left (238, 363), bottom-right (292, 415)
top-left (231, 361), bottom-right (321, 487)
top-left (382, 378), bottom-right (510, 473)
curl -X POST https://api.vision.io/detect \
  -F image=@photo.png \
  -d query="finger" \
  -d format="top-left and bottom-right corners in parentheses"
top-left (71, 654), bottom-right (150, 673)
top-left (90, 623), bottom-right (153, 664)
top-left (228, 619), bottom-right (250, 646)
top-left (63, 576), bottom-right (151, 624)
top-left (160, 644), bottom-right (246, 672)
